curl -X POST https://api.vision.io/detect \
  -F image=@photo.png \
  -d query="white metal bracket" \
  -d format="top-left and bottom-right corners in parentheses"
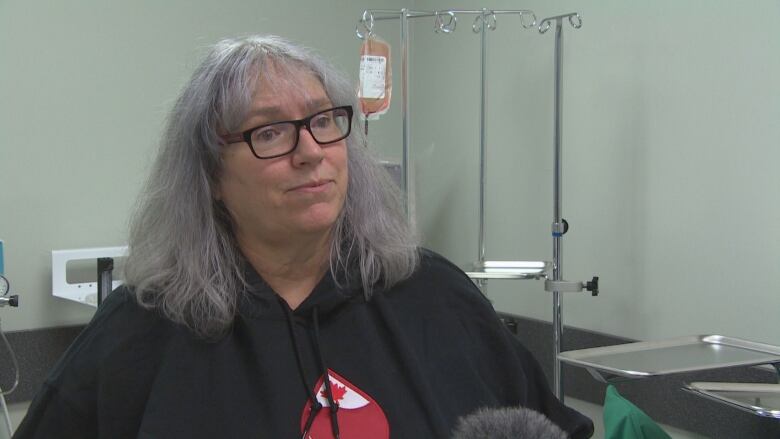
top-left (51, 246), bottom-right (127, 307)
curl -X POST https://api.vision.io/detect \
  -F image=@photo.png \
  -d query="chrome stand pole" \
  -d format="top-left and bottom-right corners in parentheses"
top-left (400, 9), bottom-right (412, 223)
top-left (477, 9), bottom-right (490, 292)
top-left (551, 16), bottom-right (565, 402)
top-left (540, 12), bottom-right (583, 402)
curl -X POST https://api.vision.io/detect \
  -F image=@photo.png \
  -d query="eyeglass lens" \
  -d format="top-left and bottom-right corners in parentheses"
top-left (250, 108), bottom-right (350, 158)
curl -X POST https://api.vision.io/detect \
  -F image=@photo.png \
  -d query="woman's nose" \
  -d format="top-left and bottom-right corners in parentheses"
top-left (292, 126), bottom-right (324, 166)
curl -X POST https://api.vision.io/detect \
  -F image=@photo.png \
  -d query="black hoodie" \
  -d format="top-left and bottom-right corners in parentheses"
top-left (14, 250), bottom-right (593, 438)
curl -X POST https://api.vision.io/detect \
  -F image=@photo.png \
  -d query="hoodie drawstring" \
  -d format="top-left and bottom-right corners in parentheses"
top-left (312, 307), bottom-right (340, 439)
top-left (279, 298), bottom-right (322, 438)
top-left (278, 297), bottom-right (340, 439)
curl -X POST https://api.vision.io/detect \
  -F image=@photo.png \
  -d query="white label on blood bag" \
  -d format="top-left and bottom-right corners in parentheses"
top-left (359, 55), bottom-right (387, 99)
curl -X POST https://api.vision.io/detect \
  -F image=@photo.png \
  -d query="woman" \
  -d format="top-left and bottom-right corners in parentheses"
top-left (15, 35), bottom-right (593, 438)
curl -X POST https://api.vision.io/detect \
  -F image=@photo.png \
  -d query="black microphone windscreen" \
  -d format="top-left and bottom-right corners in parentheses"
top-left (451, 406), bottom-right (567, 439)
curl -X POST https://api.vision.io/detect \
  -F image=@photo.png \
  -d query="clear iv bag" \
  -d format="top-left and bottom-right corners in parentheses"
top-left (358, 34), bottom-right (392, 121)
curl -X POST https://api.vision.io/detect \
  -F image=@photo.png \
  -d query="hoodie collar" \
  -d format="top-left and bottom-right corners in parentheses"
top-left (239, 259), bottom-right (362, 319)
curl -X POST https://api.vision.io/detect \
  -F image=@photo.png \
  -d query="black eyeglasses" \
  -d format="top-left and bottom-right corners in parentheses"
top-left (220, 105), bottom-right (353, 159)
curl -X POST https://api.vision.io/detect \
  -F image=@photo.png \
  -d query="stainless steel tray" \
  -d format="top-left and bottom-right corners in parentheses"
top-left (558, 335), bottom-right (780, 382)
top-left (466, 260), bottom-right (550, 280)
top-left (684, 382), bottom-right (780, 419)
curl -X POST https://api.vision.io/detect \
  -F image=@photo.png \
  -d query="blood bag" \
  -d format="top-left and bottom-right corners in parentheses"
top-left (358, 34), bottom-right (392, 121)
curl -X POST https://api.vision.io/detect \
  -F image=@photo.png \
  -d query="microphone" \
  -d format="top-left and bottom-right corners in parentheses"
top-left (451, 406), bottom-right (567, 439)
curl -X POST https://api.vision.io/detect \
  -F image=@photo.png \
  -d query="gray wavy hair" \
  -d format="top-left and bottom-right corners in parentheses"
top-left (124, 35), bottom-right (419, 339)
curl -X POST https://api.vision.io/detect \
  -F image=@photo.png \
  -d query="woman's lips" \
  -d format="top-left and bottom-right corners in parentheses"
top-left (289, 180), bottom-right (333, 194)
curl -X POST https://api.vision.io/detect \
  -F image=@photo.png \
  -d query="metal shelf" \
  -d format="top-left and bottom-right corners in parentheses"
top-left (466, 260), bottom-right (550, 280)
top-left (558, 335), bottom-right (780, 383)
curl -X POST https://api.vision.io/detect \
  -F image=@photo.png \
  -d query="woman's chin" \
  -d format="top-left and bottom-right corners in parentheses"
top-left (293, 206), bottom-right (342, 235)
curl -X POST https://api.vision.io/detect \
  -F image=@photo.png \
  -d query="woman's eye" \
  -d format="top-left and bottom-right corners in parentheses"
top-left (312, 114), bottom-right (333, 129)
top-left (254, 128), bottom-right (280, 143)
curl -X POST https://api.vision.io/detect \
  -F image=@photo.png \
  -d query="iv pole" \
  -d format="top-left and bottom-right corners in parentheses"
top-left (538, 13), bottom-right (597, 402)
top-left (400, 9), bottom-right (413, 223)
top-left (475, 9), bottom-right (493, 293)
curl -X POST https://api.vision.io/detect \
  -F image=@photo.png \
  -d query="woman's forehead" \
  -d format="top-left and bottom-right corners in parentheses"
top-left (248, 69), bottom-right (330, 118)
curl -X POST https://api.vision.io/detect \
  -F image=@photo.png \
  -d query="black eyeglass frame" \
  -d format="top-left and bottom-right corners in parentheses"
top-left (220, 105), bottom-right (353, 159)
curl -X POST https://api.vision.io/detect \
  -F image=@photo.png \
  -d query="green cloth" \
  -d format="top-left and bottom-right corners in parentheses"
top-left (603, 385), bottom-right (672, 439)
